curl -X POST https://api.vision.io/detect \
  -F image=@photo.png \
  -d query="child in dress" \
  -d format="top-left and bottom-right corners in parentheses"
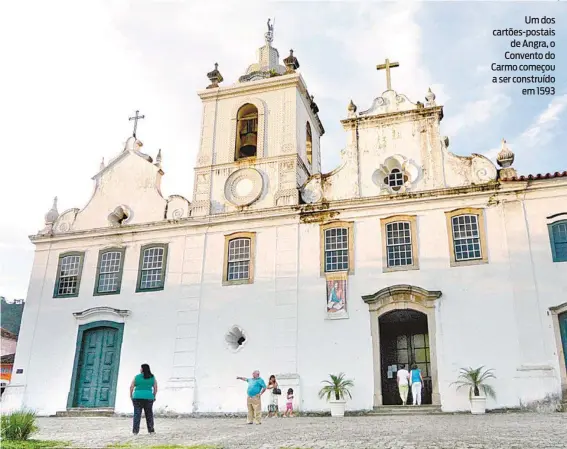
top-left (284, 388), bottom-right (294, 417)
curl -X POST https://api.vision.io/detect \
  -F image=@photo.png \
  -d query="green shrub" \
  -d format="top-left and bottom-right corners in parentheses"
top-left (0, 410), bottom-right (39, 441)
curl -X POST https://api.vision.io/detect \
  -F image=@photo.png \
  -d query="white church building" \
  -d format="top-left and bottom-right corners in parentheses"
top-left (4, 23), bottom-right (567, 416)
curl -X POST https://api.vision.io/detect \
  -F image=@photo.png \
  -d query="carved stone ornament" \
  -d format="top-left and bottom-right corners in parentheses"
top-left (300, 177), bottom-right (323, 204)
top-left (359, 91), bottom-right (416, 117)
top-left (372, 154), bottom-right (420, 194)
top-left (471, 154), bottom-right (498, 184)
top-left (224, 167), bottom-right (264, 207)
top-left (108, 205), bottom-right (131, 227)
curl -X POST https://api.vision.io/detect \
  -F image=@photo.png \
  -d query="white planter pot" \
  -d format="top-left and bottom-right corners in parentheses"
top-left (330, 399), bottom-right (346, 417)
top-left (470, 396), bottom-right (486, 414)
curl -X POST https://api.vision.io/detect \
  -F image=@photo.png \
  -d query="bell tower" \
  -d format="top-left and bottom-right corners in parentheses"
top-left (191, 20), bottom-right (325, 216)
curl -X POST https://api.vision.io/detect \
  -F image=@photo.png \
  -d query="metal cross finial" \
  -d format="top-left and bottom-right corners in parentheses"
top-left (376, 58), bottom-right (400, 91)
top-left (128, 110), bottom-right (145, 138)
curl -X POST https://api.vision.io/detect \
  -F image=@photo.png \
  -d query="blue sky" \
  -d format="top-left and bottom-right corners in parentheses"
top-left (1, 0), bottom-right (566, 299)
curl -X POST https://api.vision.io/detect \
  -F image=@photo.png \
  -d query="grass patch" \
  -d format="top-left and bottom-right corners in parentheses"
top-left (106, 443), bottom-right (134, 448)
top-left (1, 410), bottom-right (39, 441)
top-left (0, 440), bottom-right (70, 449)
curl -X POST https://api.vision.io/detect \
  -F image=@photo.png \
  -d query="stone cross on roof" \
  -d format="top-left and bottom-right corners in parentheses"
top-left (376, 58), bottom-right (400, 91)
top-left (128, 110), bottom-right (145, 138)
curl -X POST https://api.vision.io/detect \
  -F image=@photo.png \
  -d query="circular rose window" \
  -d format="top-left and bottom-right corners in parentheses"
top-left (224, 168), bottom-right (263, 206)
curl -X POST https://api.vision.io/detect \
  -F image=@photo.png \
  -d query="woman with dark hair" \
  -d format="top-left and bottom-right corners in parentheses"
top-left (130, 363), bottom-right (158, 434)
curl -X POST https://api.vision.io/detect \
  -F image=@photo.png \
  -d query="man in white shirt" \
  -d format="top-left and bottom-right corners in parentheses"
top-left (396, 364), bottom-right (410, 406)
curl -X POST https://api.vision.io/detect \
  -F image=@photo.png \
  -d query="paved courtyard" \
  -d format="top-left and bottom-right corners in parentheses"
top-left (35, 413), bottom-right (567, 448)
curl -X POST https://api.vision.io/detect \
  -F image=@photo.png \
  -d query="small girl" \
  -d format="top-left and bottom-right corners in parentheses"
top-left (284, 388), bottom-right (294, 417)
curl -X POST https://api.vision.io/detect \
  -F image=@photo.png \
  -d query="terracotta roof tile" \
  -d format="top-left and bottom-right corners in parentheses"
top-left (501, 171), bottom-right (567, 181)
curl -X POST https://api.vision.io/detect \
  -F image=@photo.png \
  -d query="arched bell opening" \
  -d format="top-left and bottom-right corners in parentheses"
top-left (306, 122), bottom-right (313, 166)
top-left (235, 104), bottom-right (258, 160)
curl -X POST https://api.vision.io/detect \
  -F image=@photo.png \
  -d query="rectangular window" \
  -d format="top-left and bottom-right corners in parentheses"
top-left (324, 228), bottom-right (349, 272)
top-left (451, 214), bottom-right (482, 261)
top-left (54, 252), bottom-right (84, 298)
top-left (386, 222), bottom-right (413, 267)
top-left (549, 220), bottom-right (567, 262)
top-left (136, 244), bottom-right (168, 292)
top-left (94, 248), bottom-right (125, 295)
top-left (227, 238), bottom-right (251, 281)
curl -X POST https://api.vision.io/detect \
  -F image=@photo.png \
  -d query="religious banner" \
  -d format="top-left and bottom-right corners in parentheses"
top-left (325, 272), bottom-right (348, 319)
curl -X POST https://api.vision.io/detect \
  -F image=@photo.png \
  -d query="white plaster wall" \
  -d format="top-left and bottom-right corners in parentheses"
top-left (66, 152), bottom-right (166, 232)
top-left (6, 186), bottom-right (567, 415)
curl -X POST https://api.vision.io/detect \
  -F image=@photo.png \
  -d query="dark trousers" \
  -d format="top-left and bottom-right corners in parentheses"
top-left (132, 399), bottom-right (155, 434)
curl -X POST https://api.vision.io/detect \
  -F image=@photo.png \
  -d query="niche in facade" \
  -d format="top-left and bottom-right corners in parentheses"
top-left (225, 325), bottom-right (247, 351)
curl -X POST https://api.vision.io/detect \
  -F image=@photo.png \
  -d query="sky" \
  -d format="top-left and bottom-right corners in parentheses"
top-left (0, 0), bottom-right (566, 300)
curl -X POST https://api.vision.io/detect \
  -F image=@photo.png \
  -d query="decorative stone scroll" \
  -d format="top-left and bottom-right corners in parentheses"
top-left (326, 271), bottom-right (348, 320)
top-left (300, 176), bottom-right (323, 204)
top-left (471, 154), bottom-right (498, 184)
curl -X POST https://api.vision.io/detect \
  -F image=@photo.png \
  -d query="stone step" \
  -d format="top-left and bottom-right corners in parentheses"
top-left (55, 408), bottom-right (115, 417)
top-left (370, 405), bottom-right (442, 415)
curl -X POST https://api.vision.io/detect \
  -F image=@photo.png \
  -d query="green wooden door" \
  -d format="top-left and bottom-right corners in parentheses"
top-left (75, 327), bottom-right (120, 408)
top-left (560, 312), bottom-right (567, 372)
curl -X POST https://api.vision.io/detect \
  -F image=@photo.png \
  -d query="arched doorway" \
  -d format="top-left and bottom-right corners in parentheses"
top-left (379, 309), bottom-right (432, 405)
top-left (362, 285), bottom-right (442, 407)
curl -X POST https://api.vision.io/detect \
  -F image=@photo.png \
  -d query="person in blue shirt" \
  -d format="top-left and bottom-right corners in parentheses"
top-left (410, 364), bottom-right (424, 406)
top-left (237, 370), bottom-right (266, 424)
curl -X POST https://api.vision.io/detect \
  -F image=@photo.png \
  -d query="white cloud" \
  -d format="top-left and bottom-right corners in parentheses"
top-left (483, 94), bottom-right (567, 166)
top-left (518, 95), bottom-right (567, 145)
top-left (442, 85), bottom-right (512, 137)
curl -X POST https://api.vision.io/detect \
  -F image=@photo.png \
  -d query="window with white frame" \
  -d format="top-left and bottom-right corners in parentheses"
top-left (95, 249), bottom-right (124, 294)
top-left (54, 253), bottom-right (84, 297)
top-left (137, 245), bottom-right (167, 291)
top-left (227, 238), bottom-right (251, 281)
top-left (386, 221), bottom-right (413, 267)
top-left (451, 214), bottom-right (482, 261)
top-left (324, 227), bottom-right (349, 272)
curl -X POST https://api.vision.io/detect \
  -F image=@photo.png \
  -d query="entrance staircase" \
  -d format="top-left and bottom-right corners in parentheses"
top-left (370, 404), bottom-right (442, 415)
top-left (55, 408), bottom-right (114, 417)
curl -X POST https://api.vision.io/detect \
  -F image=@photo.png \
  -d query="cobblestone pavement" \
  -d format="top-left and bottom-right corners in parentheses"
top-left (36, 413), bottom-right (567, 448)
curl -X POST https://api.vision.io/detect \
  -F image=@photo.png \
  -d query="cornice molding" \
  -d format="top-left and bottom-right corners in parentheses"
top-left (340, 105), bottom-right (444, 127)
top-left (29, 181), bottom-right (565, 244)
top-left (198, 73), bottom-right (303, 101)
top-left (73, 306), bottom-right (131, 320)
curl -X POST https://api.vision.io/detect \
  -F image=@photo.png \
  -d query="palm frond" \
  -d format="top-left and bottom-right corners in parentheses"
top-left (450, 366), bottom-right (497, 400)
top-left (318, 373), bottom-right (354, 401)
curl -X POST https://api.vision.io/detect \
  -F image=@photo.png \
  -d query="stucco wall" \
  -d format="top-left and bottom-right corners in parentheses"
top-left (6, 186), bottom-right (567, 416)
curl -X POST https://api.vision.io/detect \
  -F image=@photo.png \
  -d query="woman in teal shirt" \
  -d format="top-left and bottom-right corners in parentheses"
top-left (130, 364), bottom-right (158, 434)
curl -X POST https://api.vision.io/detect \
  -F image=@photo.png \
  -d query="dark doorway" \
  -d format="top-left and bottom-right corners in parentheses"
top-left (379, 309), bottom-right (432, 405)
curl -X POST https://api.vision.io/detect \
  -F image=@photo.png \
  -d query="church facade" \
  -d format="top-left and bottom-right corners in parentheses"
top-left (4, 24), bottom-right (567, 416)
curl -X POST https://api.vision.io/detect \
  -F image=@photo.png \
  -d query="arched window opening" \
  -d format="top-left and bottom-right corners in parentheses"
top-left (235, 104), bottom-right (258, 160)
top-left (306, 122), bottom-right (313, 165)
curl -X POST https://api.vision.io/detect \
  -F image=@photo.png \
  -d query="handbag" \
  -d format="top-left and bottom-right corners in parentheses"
top-left (273, 387), bottom-right (281, 395)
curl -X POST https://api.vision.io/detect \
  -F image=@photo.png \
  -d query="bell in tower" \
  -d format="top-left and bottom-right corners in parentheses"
top-left (235, 103), bottom-right (258, 159)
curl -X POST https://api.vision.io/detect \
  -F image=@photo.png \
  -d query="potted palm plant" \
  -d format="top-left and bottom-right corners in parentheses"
top-left (452, 366), bottom-right (496, 414)
top-left (318, 373), bottom-right (354, 417)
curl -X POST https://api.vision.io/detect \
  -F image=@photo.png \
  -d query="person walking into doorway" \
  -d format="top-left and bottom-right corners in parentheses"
top-left (130, 363), bottom-right (157, 435)
top-left (396, 364), bottom-right (410, 406)
top-left (237, 370), bottom-right (266, 424)
top-left (410, 364), bottom-right (424, 406)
